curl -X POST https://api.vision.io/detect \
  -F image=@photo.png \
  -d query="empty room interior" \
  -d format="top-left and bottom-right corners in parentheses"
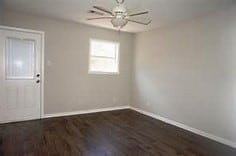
top-left (1, 0), bottom-right (236, 155)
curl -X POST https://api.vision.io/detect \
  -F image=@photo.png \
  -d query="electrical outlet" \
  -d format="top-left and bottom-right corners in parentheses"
top-left (113, 97), bottom-right (118, 104)
top-left (146, 99), bottom-right (150, 106)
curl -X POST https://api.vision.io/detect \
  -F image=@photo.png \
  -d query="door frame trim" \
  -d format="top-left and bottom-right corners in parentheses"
top-left (0, 25), bottom-right (45, 119)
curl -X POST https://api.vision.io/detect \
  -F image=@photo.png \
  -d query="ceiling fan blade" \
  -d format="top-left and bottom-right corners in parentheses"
top-left (87, 17), bottom-right (113, 20)
top-left (93, 6), bottom-right (112, 15)
top-left (127, 18), bottom-right (152, 25)
top-left (129, 10), bottom-right (149, 17)
top-left (128, 16), bottom-right (152, 24)
top-left (88, 10), bottom-right (104, 16)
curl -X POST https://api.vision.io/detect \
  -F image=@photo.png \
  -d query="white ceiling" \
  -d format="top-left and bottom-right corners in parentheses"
top-left (3, 0), bottom-right (235, 33)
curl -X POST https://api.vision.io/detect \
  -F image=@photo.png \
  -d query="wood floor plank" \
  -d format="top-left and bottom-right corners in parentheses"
top-left (0, 109), bottom-right (235, 156)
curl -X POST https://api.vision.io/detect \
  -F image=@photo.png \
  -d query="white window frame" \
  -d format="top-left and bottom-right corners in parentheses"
top-left (88, 39), bottom-right (120, 75)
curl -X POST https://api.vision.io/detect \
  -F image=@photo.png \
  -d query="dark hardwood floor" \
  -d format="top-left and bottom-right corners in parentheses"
top-left (0, 109), bottom-right (235, 156)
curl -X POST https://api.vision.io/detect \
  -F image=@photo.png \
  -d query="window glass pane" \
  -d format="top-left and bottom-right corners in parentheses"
top-left (91, 40), bottom-right (117, 58)
top-left (6, 38), bottom-right (35, 79)
top-left (90, 57), bottom-right (118, 73)
top-left (89, 39), bottom-right (119, 73)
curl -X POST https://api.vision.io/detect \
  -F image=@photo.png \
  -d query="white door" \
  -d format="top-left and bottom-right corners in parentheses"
top-left (0, 28), bottom-right (42, 123)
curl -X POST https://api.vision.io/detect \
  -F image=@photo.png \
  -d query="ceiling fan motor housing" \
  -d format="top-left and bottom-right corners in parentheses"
top-left (112, 5), bottom-right (128, 17)
top-left (117, 0), bottom-right (125, 4)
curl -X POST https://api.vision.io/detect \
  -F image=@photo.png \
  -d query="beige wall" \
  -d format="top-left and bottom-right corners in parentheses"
top-left (0, 3), bottom-right (3, 24)
top-left (133, 6), bottom-right (236, 142)
top-left (3, 10), bottom-right (134, 114)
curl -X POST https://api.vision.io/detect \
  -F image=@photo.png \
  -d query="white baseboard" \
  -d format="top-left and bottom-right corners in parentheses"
top-left (130, 106), bottom-right (236, 149)
top-left (43, 106), bottom-right (130, 119)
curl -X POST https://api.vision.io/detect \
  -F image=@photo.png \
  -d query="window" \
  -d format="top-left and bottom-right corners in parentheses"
top-left (89, 39), bottom-right (119, 74)
top-left (6, 38), bottom-right (35, 79)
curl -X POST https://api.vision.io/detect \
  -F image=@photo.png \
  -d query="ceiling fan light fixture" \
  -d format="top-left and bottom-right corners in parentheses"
top-left (88, 0), bottom-right (151, 29)
top-left (111, 18), bottom-right (128, 27)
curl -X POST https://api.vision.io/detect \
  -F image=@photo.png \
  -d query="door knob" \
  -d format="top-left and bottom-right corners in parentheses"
top-left (36, 80), bottom-right (40, 83)
top-left (36, 74), bottom-right (40, 77)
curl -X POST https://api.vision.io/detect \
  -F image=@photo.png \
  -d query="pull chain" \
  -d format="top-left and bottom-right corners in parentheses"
top-left (118, 27), bottom-right (121, 43)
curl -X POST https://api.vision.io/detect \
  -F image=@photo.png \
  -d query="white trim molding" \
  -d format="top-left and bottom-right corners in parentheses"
top-left (0, 25), bottom-right (45, 122)
top-left (0, 25), bottom-right (44, 34)
top-left (130, 106), bottom-right (236, 149)
top-left (43, 106), bottom-right (130, 119)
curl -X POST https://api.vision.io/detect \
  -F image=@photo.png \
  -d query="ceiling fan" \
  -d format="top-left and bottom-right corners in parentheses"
top-left (87, 0), bottom-right (152, 29)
